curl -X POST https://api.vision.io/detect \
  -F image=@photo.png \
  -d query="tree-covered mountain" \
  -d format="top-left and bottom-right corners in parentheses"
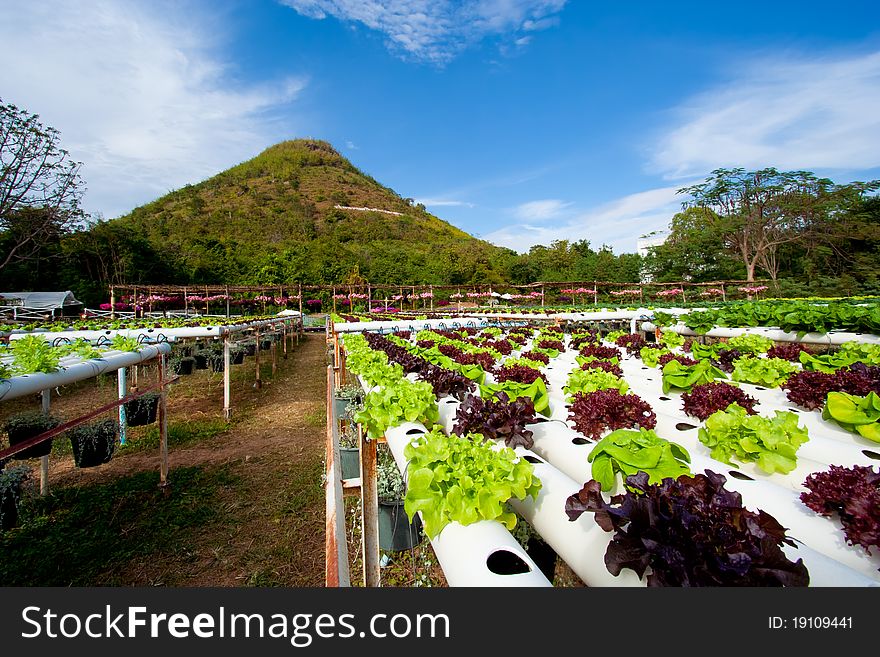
top-left (2, 138), bottom-right (644, 305)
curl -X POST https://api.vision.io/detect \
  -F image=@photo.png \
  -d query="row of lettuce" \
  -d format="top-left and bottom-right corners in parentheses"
top-left (0, 335), bottom-right (144, 380)
top-left (341, 323), bottom-right (879, 586)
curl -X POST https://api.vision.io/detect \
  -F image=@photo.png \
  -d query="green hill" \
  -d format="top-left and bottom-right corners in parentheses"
top-left (114, 139), bottom-right (515, 286)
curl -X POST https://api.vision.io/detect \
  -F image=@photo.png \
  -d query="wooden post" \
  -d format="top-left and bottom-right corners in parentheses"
top-left (148, 286), bottom-right (154, 315)
top-left (184, 288), bottom-right (189, 317)
top-left (282, 322), bottom-right (288, 359)
top-left (40, 389), bottom-right (51, 496)
top-left (225, 285), bottom-right (230, 318)
top-left (325, 364), bottom-right (351, 586)
top-left (117, 367), bottom-right (128, 446)
top-left (430, 284), bottom-right (434, 311)
top-left (333, 286), bottom-right (337, 314)
top-left (360, 424), bottom-right (380, 587)
top-left (223, 334), bottom-right (231, 419)
top-left (110, 286), bottom-right (116, 319)
top-left (271, 333), bottom-right (277, 377)
top-left (298, 284), bottom-right (303, 326)
top-left (158, 353), bottom-right (169, 489)
top-left (721, 284), bottom-right (727, 302)
top-left (205, 285), bottom-right (209, 316)
top-left (367, 284), bottom-right (372, 313)
top-left (541, 286), bottom-right (545, 308)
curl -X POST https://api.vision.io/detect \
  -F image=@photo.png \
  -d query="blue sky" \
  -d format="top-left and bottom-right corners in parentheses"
top-left (2, 0), bottom-right (879, 253)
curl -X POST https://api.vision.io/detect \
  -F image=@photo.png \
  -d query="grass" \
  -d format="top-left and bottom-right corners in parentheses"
top-left (0, 465), bottom-right (239, 585)
top-left (120, 417), bottom-right (231, 453)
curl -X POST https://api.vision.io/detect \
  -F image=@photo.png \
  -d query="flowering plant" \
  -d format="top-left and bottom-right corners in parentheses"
top-left (738, 285), bottom-right (768, 294)
top-left (656, 288), bottom-right (684, 298)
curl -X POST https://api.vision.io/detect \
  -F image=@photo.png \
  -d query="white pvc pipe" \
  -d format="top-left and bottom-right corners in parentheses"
top-left (640, 321), bottom-right (880, 346)
top-left (6, 318), bottom-right (291, 344)
top-left (118, 367), bottom-right (127, 445)
top-left (332, 317), bottom-right (489, 334)
top-left (0, 343), bottom-right (172, 402)
top-left (384, 422), bottom-right (552, 587)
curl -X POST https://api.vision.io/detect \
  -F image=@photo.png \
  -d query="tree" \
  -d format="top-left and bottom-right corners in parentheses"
top-left (1, 99), bottom-right (85, 272)
top-left (677, 168), bottom-right (879, 284)
top-left (643, 207), bottom-right (744, 283)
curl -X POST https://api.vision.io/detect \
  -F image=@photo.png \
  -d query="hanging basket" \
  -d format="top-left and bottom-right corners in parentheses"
top-left (3, 411), bottom-right (61, 460)
top-left (124, 392), bottom-right (160, 427)
top-left (68, 419), bottom-right (118, 468)
top-left (172, 357), bottom-right (195, 375)
top-left (378, 500), bottom-right (423, 552)
top-left (340, 447), bottom-right (360, 480)
top-left (231, 349), bottom-right (245, 365)
top-left (193, 352), bottom-right (210, 370)
top-left (241, 341), bottom-right (257, 357)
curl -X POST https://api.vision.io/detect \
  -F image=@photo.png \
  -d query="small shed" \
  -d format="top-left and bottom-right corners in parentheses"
top-left (0, 291), bottom-right (84, 320)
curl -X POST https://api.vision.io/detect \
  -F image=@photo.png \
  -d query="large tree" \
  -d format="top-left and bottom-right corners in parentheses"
top-left (677, 168), bottom-right (879, 283)
top-left (1, 99), bottom-right (85, 272)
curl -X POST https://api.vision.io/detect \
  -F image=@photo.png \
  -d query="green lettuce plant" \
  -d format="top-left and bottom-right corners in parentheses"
top-left (698, 403), bottom-right (809, 474)
top-left (403, 427), bottom-right (542, 539)
top-left (587, 427), bottom-right (691, 492)
top-left (731, 356), bottom-right (797, 387)
top-left (479, 378), bottom-right (550, 416)
top-left (661, 359), bottom-right (726, 393)
top-left (658, 330), bottom-right (685, 349)
top-left (564, 367), bottom-right (628, 399)
top-left (727, 333), bottom-right (774, 354)
top-left (10, 335), bottom-right (60, 374)
top-left (822, 391), bottom-right (880, 443)
top-left (354, 379), bottom-right (439, 439)
top-left (639, 345), bottom-right (671, 368)
top-left (110, 334), bottom-right (140, 353)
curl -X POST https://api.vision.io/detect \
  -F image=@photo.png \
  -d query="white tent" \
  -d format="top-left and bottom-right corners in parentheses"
top-left (0, 291), bottom-right (83, 319)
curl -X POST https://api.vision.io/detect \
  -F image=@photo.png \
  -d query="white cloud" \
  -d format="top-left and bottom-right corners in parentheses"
top-left (652, 50), bottom-right (880, 178)
top-left (0, 0), bottom-right (306, 219)
top-left (418, 198), bottom-right (475, 208)
top-left (280, 0), bottom-right (567, 63)
top-left (484, 185), bottom-right (685, 254)
top-left (513, 199), bottom-right (572, 221)
top-left (345, 140), bottom-right (359, 150)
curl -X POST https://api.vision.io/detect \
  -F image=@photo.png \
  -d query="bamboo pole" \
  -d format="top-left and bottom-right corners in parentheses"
top-left (254, 328), bottom-right (262, 390)
top-left (158, 353), bottom-right (169, 489)
top-left (360, 423), bottom-right (380, 587)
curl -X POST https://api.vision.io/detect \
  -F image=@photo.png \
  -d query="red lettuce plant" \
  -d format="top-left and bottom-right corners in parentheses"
top-left (520, 350), bottom-right (550, 364)
top-left (581, 359), bottom-right (623, 377)
top-left (801, 465), bottom-right (879, 556)
top-left (681, 382), bottom-right (758, 421)
top-left (615, 333), bottom-right (646, 356)
top-left (782, 367), bottom-right (880, 410)
top-left (565, 470), bottom-right (810, 587)
top-left (418, 364), bottom-right (476, 401)
top-left (495, 364), bottom-right (547, 385)
top-left (536, 338), bottom-right (565, 352)
top-left (452, 391), bottom-right (536, 449)
top-left (487, 339), bottom-right (514, 355)
top-left (571, 333), bottom-right (600, 350)
top-left (713, 348), bottom-right (743, 373)
top-left (579, 344), bottom-right (621, 361)
top-left (417, 339), bottom-right (437, 349)
top-left (657, 352), bottom-right (698, 368)
top-left (568, 389), bottom-right (656, 440)
top-left (767, 343), bottom-right (808, 361)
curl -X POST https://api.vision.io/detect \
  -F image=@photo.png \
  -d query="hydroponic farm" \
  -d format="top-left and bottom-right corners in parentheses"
top-left (325, 299), bottom-right (880, 588)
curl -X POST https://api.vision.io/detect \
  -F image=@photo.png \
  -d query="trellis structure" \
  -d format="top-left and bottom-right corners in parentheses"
top-left (109, 279), bottom-right (770, 318)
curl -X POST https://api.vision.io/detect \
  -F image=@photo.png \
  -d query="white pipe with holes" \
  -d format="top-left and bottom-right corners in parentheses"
top-left (640, 321), bottom-right (880, 346)
top-left (0, 343), bottom-right (172, 402)
top-left (383, 422), bottom-right (552, 587)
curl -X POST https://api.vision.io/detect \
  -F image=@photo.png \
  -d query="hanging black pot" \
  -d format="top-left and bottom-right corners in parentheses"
top-left (231, 350), bottom-right (245, 365)
top-left (210, 355), bottom-right (225, 372)
top-left (124, 392), bottom-right (160, 427)
top-left (68, 419), bottom-right (118, 468)
top-left (378, 500), bottom-right (422, 552)
top-left (3, 412), bottom-right (61, 460)
top-left (241, 341), bottom-right (256, 357)
top-left (193, 352), bottom-right (210, 370)
top-left (340, 447), bottom-right (360, 480)
top-left (173, 357), bottom-right (195, 375)
top-left (260, 338), bottom-right (272, 351)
